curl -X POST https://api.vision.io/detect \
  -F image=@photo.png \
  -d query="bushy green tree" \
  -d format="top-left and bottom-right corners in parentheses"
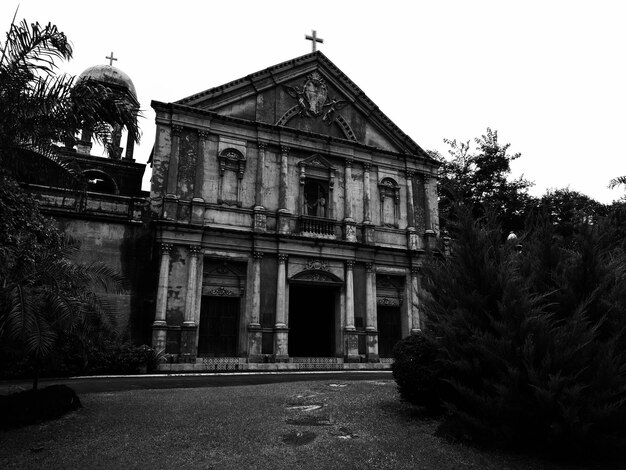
top-left (529, 189), bottom-right (607, 245)
top-left (401, 204), bottom-right (626, 456)
top-left (0, 173), bottom-right (123, 389)
top-left (434, 128), bottom-right (534, 235)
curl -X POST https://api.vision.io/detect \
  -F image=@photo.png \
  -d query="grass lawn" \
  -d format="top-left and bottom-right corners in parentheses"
top-left (0, 379), bottom-right (619, 469)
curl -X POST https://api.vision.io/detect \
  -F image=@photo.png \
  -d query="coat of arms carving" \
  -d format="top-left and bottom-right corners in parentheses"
top-left (283, 72), bottom-right (347, 123)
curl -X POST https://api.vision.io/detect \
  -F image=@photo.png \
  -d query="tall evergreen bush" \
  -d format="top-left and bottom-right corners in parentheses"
top-left (401, 206), bottom-right (626, 456)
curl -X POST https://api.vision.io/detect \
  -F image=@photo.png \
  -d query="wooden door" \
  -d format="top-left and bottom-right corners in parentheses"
top-left (377, 306), bottom-right (401, 357)
top-left (198, 297), bottom-right (240, 356)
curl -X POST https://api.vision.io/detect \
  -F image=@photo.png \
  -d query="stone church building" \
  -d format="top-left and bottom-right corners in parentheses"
top-left (28, 51), bottom-right (441, 371)
top-left (149, 51), bottom-right (441, 370)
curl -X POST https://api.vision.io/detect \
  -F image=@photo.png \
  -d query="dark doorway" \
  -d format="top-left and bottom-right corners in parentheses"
top-left (198, 296), bottom-right (240, 356)
top-left (288, 285), bottom-right (335, 357)
top-left (377, 306), bottom-right (402, 357)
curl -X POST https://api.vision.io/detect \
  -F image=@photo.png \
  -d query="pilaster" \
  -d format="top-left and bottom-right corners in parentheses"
top-left (278, 146), bottom-right (291, 234)
top-left (362, 162), bottom-right (375, 244)
top-left (255, 142), bottom-right (266, 209)
top-left (248, 251), bottom-right (263, 361)
top-left (273, 253), bottom-right (289, 361)
top-left (181, 245), bottom-right (201, 362)
top-left (152, 243), bottom-right (172, 352)
top-left (364, 262), bottom-right (379, 362)
top-left (410, 266), bottom-right (422, 333)
top-left (166, 125), bottom-right (182, 194)
top-left (344, 260), bottom-right (359, 362)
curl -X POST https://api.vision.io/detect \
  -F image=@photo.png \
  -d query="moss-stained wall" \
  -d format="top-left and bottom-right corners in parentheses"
top-left (54, 216), bottom-right (156, 345)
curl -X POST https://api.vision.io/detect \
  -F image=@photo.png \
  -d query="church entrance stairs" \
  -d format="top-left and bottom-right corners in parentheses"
top-left (157, 357), bottom-right (391, 373)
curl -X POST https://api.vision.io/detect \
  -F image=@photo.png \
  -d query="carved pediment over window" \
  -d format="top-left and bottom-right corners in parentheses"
top-left (290, 269), bottom-right (343, 285)
top-left (218, 148), bottom-right (246, 175)
top-left (299, 154), bottom-right (334, 172)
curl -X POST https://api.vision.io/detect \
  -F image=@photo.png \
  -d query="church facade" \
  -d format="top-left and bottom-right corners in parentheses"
top-left (149, 52), bottom-right (442, 370)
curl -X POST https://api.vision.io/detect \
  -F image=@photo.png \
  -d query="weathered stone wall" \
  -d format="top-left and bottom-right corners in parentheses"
top-left (53, 215), bottom-right (156, 345)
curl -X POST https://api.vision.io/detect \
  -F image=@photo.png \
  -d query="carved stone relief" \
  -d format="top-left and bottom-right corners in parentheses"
top-left (207, 286), bottom-right (238, 297)
top-left (305, 259), bottom-right (329, 271)
top-left (277, 73), bottom-right (357, 141)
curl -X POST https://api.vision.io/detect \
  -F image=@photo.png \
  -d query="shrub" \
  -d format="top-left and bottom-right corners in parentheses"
top-left (407, 205), bottom-right (626, 457)
top-left (392, 333), bottom-right (445, 411)
top-left (0, 384), bottom-right (81, 429)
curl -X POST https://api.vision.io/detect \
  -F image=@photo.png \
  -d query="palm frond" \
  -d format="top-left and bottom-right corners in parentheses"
top-left (609, 176), bottom-right (626, 190)
top-left (0, 20), bottom-right (72, 74)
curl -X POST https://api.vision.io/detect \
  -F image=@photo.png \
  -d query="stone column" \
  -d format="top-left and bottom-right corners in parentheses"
top-left (109, 124), bottom-right (123, 159)
top-left (248, 251), bottom-right (263, 361)
top-left (193, 252), bottom-right (204, 354)
top-left (406, 170), bottom-right (419, 250)
top-left (152, 243), bottom-right (172, 352)
top-left (279, 146), bottom-right (289, 210)
top-left (364, 263), bottom-right (379, 361)
top-left (343, 160), bottom-right (357, 241)
top-left (124, 127), bottom-right (135, 161)
top-left (253, 142), bottom-right (267, 232)
top-left (255, 142), bottom-right (266, 209)
top-left (77, 127), bottom-right (93, 155)
top-left (344, 260), bottom-right (359, 362)
top-left (344, 160), bottom-right (353, 220)
top-left (183, 246), bottom-right (201, 327)
top-left (181, 245), bottom-right (201, 362)
top-left (191, 131), bottom-right (208, 225)
top-left (273, 253), bottom-right (289, 361)
top-left (424, 175), bottom-right (438, 249)
top-left (363, 163), bottom-right (375, 244)
top-left (193, 130), bottom-right (208, 197)
top-left (278, 146), bottom-right (291, 234)
top-left (410, 267), bottom-right (421, 333)
top-left (406, 170), bottom-right (416, 229)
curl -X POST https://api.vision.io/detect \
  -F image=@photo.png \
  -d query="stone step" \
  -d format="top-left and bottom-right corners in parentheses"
top-left (157, 361), bottom-right (391, 373)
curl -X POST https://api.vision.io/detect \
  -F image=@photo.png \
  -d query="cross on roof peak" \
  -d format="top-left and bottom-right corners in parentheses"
top-left (106, 52), bottom-right (117, 66)
top-left (305, 30), bottom-right (324, 52)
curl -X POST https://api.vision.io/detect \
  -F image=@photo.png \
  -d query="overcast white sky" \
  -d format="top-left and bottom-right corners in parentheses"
top-left (3, 0), bottom-right (625, 203)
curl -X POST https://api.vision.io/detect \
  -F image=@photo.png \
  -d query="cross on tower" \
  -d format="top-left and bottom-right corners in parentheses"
top-left (105, 52), bottom-right (117, 66)
top-left (305, 30), bottom-right (324, 52)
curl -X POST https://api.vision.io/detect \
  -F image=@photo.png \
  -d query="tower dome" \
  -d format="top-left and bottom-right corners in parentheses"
top-left (75, 58), bottom-right (139, 161)
top-left (77, 64), bottom-right (137, 100)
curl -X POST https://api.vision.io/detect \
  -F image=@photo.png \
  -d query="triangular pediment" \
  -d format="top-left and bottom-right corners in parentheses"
top-left (175, 52), bottom-right (431, 159)
top-left (299, 154), bottom-right (334, 170)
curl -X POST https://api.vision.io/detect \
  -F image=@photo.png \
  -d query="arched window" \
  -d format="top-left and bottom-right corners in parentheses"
top-left (217, 148), bottom-right (246, 206)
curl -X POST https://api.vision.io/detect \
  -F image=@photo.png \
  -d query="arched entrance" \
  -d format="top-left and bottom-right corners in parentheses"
top-left (288, 269), bottom-right (342, 357)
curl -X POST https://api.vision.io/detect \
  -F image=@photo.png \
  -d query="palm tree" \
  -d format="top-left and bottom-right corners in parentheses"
top-left (0, 19), bottom-right (136, 389)
top-left (609, 176), bottom-right (626, 190)
top-left (0, 237), bottom-right (124, 390)
top-left (0, 19), bottom-right (140, 180)
top-left (0, 173), bottom-right (125, 390)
